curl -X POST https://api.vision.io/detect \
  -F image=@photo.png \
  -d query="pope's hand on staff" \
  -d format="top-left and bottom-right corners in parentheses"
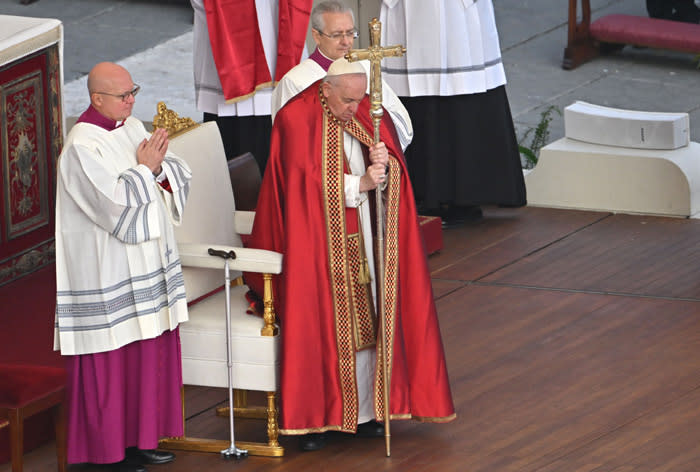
top-left (360, 142), bottom-right (389, 191)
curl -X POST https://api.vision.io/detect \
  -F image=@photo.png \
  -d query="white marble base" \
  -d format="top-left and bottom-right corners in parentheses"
top-left (525, 137), bottom-right (700, 218)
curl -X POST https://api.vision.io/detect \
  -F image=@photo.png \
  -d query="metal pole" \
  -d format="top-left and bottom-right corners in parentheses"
top-left (221, 259), bottom-right (248, 459)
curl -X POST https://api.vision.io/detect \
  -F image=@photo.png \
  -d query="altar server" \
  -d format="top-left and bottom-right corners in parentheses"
top-left (54, 62), bottom-right (191, 472)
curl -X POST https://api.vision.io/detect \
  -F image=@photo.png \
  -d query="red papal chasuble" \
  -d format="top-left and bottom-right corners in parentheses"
top-left (247, 82), bottom-right (456, 433)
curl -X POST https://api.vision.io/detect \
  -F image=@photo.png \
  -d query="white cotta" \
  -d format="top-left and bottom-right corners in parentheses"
top-left (380, 0), bottom-right (507, 97)
top-left (54, 117), bottom-right (192, 355)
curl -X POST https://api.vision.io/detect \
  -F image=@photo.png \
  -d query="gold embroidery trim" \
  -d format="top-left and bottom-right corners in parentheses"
top-left (347, 233), bottom-right (377, 350)
top-left (281, 425), bottom-right (344, 435)
top-left (322, 110), bottom-right (359, 431)
top-left (374, 157), bottom-right (401, 420)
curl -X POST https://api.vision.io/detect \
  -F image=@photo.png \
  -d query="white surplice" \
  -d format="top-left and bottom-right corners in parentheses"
top-left (54, 117), bottom-right (192, 355)
top-left (380, 0), bottom-right (507, 97)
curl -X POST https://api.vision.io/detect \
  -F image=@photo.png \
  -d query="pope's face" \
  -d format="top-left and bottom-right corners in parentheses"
top-left (322, 74), bottom-right (367, 123)
top-left (312, 12), bottom-right (356, 60)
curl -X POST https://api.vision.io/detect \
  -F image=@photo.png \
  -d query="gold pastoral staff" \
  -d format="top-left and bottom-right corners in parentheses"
top-left (344, 17), bottom-right (405, 458)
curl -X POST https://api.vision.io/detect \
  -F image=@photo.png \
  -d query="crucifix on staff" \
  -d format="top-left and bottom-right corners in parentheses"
top-left (346, 18), bottom-right (406, 146)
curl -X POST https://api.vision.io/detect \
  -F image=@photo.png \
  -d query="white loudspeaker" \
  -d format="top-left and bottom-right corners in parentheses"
top-left (564, 101), bottom-right (689, 150)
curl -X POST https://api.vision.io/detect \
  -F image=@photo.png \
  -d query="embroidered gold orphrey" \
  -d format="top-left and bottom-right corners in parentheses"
top-left (321, 108), bottom-right (401, 431)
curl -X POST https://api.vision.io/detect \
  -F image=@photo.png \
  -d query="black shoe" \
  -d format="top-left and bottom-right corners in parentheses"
top-left (671, 4), bottom-right (700, 23)
top-left (113, 460), bottom-right (147, 472)
top-left (126, 448), bottom-right (175, 465)
top-left (454, 205), bottom-right (483, 222)
top-left (355, 420), bottom-right (385, 438)
top-left (299, 433), bottom-right (327, 451)
top-left (434, 203), bottom-right (463, 228)
top-left (441, 214), bottom-right (465, 229)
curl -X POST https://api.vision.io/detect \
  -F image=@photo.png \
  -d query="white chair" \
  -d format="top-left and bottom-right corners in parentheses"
top-left (153, 104), bottom-right (284, 457)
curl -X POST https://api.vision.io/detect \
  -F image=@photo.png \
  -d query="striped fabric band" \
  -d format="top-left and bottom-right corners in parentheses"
top-left (114, 168), bottom-right (154, 243)
top-left (56, 261), bottom-right (186, 332)
top-left (382, 57), bottom-right (503, 75)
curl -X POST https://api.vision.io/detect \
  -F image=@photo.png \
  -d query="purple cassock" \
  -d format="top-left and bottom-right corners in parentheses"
top-left (64, 106), bottom-right (184, 465)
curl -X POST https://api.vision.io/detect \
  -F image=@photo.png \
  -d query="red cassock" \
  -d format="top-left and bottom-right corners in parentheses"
top-left (247, 81), bottom-right (456, 434)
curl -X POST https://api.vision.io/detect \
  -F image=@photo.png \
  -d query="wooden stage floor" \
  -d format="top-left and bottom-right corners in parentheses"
top-left (7, 206), bottom-right (700, 472)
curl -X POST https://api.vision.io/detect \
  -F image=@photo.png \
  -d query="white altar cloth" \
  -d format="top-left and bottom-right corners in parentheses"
top-left (0, 14), bottom-right (62, 67)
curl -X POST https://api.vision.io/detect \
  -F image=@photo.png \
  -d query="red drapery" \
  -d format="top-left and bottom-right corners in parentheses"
top-left (203, 0), bottom-right (312, 102)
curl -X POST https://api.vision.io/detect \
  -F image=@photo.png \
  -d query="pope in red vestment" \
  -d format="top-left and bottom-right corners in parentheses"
top-left (247, 62), bottom-right (456, 439)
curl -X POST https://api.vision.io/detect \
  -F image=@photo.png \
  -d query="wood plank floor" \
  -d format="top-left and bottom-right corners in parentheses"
top-left (6, 207), bottom-right (700, 472)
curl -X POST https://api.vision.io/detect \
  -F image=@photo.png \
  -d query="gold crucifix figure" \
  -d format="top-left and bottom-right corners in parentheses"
top-left (344, 17), bottom-right (405, 459)
top-left (345, 18), bottom-right (406, 144)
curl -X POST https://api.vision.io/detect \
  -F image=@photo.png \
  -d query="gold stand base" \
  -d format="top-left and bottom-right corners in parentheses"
top-left (159, 436), bottom-right (284, 457)
top-left (162, 389), bottom-right (283, 457)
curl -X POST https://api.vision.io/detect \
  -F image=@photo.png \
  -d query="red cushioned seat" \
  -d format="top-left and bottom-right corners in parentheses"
top-left (0, 363), bottom-right (66, 472)
top-left (591, 14), bottom-right (700, 53)
top-left (0, 364), bottom-right (65, 407)
top-left (564, 0), bottom-right (700, 70)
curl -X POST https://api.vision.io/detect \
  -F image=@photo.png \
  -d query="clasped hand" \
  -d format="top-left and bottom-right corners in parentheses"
top-left (359, 142), bottom-right (389, 192)
top-left (137, 128), bottom-right (169, 175)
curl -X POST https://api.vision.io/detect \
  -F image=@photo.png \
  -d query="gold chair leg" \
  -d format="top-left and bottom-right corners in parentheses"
top-left (160, 388), bottom-right (283, 457)
top-left (265, 391), bottom-right (280, 449)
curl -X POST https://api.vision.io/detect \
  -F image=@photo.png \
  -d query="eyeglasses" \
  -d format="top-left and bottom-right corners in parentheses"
top-left (316, 29), bottom-right (358, 41)
top-left (94, 84), bottom-right (140, 102)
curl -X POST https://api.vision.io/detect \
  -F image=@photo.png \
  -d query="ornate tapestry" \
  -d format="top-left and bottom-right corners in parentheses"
top-left (0, 44), bottom-right (62, 286)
